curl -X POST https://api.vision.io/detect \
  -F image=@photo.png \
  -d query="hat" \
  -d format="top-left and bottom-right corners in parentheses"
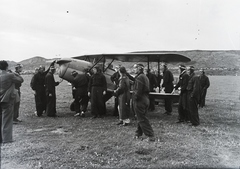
top-left (162, 62), bottom-right (167, 67)
top-left (179, 64), bottom-right (186, 69)
top-left (119, 66), bottom-right (127, 74)
top-left (15, 64), bottom-right (23, 69)
top-left (50, 66), bottom-right (56, 70)
top-left (134, 63), bottom-right (144, 69)
top-left (189, 66), bottom-right (195, 70)
top-left (71, 70), bottom-right (78, 76)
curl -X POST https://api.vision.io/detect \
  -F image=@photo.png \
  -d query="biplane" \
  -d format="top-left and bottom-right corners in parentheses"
top-left (56, 52), bottom-right (191, 102)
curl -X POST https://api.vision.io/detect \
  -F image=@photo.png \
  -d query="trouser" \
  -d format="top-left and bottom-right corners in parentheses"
top-left (178, 93), bottom-right (190, 121)
top-left (91, 87), bottom-right (105, 116)
top-left (113, 96), bottom-right (119, 115)
top-left (178, 105), bottom-right (190, 121)
top-left (149, 97), bottom-right (155, 111)
top-left (74, 95), bottom-right (89, 113)
top-left (164, 97), bottom-right (172, 113)
top-left (164, 89), bottom-right (173, 113)
top-left (0, 101), bottom-right (14, 143)
top-left (13, 101), bottom-right (20, 120)
top-left (35, 89), bottom-right (47, 116)
top-left (189, 96), bottom-right (200, 125)
top-left (199, 89), bottom-right (207, 107)
top-left (46, 94), bottom-right (57, 117)
top-left (13, 92), bottom-right (20, 120)
top-left (133, 96), bottom-right (154, 137)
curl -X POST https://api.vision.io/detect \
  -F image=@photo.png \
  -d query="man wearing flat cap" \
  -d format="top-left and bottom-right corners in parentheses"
top-left (45, 66), bottom-right (60, 117)
top-left (132, 63), bottom-right (155, 142)
top-left (186, 66), bottom-right (200, 126)
top-left (172, 64), bottom-right (190, 123)
top-left (199, 68), bottom-right (210, 108)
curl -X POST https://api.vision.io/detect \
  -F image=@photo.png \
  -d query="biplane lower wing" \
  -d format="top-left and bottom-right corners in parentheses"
top-left (149, 92), bottom-right (179, 100)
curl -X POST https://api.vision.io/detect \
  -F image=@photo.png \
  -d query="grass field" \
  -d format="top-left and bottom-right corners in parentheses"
top-left (1, 75), bottom-right (240, 169)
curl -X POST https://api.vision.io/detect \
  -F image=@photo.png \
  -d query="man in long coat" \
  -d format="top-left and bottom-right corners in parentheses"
top-left (88, 66), bottom-right (107, 118)
top-left (114, 66), bottom-right (131, 126)
top-left (132, 64), bottom-right (155, 142)
top-left (187, 66), bottom-right (201, 126)
top-left (45, 66), bottom-right (59, 117)
top-left (0, 60), bottom-right (24, 143)
top-left (172, 65), bottom-right (190, 123)
top-left (31, 63), bottom-right (53, 117)
top-left (199, 68), bottom-right (210, 108)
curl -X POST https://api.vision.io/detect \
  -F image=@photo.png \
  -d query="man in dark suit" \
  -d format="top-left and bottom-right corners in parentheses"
top-left (161, 63), bottom-right (174, 115)
top-left (88, 66), bottom-right (107, 118)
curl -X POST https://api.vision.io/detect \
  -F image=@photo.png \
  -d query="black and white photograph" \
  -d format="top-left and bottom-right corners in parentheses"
top-left (0, 0), bottom-right (240, 168)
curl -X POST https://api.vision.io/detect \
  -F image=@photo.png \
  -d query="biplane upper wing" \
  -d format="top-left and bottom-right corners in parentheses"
top-left (73, 52), bottom-right (191, 63)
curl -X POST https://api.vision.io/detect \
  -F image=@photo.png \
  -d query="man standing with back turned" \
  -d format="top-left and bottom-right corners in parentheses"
top-left (132, 64), bottom-right (155, 142)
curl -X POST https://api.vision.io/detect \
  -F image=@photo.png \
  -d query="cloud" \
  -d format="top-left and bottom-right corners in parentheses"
top-left (1, 0), bottom-right (240, 62)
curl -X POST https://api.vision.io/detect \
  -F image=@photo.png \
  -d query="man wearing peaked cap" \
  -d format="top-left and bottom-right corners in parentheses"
top-left (179, 64), bottom-right (186, 70)
top-left (173, 64), bottom-right (190, 123)
top-left (132, 62), bottom-right (155, 142)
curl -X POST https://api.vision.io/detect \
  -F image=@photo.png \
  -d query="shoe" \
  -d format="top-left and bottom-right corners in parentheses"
top-left (134, 135), bottom-right (142, 140)
top-left (164, 112), bottom-right (172, 115)
top-left (74, 113), bottom-right (81, 117)
top-left (81, 112), bottom-right (85, 117)
top-left (147, 137), bottom-right (156, 142)
top-left (34, 111), bottom-right (38, 116)
top-left (189, 124), bottom-right (199, 127)
top-left (122, 123), bottom-right (129, 126)
top-left (176, 120), bottom-right (184, 123)
top-left (48, 114), bottom-right (57, 117)
top-left (13, 119), bottom-right (22, 122)
top-left (91, 115), bottom-right (98, 119)
top-left (98, 115), bottom-right (103, 118)
top-left (117, 121), bottom-right (123, 125)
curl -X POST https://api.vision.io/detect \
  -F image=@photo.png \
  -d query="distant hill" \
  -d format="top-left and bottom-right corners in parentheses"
top-left (9, 50), bottom-right (240, 75)
top-left (15, 56), bottom-right (60, 73)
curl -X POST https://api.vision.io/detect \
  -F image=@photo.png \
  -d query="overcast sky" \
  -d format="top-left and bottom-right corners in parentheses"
top-left (1, 0), bottom-right (240, 62)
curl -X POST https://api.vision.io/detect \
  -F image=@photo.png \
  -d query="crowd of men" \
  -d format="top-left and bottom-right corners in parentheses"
top-left (0, 59), bottom-right (210, 144)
